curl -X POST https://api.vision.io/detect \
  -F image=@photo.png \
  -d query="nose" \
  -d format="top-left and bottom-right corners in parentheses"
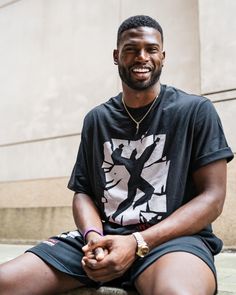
top-left (135, 49), bottom-right (148, 61)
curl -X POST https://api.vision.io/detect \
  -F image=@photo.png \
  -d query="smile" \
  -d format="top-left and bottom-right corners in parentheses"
top-left (132, 67), bottom-right (151, 73)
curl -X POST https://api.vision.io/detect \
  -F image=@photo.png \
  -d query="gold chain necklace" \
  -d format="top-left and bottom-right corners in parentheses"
top-left (122, 95), bottom-right (158, 134)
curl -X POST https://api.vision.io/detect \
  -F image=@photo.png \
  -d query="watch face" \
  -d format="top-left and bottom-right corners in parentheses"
top-left (138, 245), bottom-right (149, 257)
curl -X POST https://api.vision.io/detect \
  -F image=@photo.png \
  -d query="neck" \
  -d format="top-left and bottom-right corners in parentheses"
top-left (122, 83), bottom-right (161, 108)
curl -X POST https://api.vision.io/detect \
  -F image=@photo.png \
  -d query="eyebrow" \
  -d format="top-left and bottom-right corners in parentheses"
top-left (123, 42), bottom-right (161, 48)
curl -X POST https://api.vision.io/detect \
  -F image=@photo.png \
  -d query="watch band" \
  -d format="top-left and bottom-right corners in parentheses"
top-left (132, 232), bottom-right (145, 245)
top-left (132, 232), bottom-right (149, 257)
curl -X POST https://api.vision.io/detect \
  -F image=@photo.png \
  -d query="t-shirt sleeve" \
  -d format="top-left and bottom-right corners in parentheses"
top-left (191, 99), bottom-right (234, 171)
top-left (67, 121), bottom-right (93, 195)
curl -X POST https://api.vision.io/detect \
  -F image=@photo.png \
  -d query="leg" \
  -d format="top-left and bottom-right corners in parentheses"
top-left (0, 252), bottom-right (83, 295)
top-left (135, 252), bottom-right (216, 295)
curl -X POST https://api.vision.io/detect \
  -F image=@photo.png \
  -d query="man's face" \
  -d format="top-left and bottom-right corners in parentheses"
top-left (114, 27), bottom-right (165, 91)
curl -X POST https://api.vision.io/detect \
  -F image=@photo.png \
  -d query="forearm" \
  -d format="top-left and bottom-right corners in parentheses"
top-left (142, 159), bottom-right (227, 250)
top-left (142, 191), bottom-right (223, 250)
top-left (73, 192), bottom-right (103, 240)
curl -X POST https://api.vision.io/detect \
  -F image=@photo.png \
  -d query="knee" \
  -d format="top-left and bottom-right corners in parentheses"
top-left (158, 290), bottom-right (194, 295)
top-left (154, 286), bottom-right (211, 295)
top-left (0, 264), bottom-right (16, 292)
top-left (0, 264), bottom-right (8, 282)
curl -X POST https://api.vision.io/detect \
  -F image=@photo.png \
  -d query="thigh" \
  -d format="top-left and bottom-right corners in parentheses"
top-left (0, 252), bottom-right (83, 295)
top-left (135, 251), bottom-right (216, 295)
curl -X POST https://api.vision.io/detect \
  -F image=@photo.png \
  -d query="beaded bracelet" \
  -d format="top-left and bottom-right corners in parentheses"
top-left (82, 227), bottom-right (103, 240)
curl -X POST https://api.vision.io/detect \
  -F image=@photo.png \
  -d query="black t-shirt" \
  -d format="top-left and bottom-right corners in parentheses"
top-left (68, 85), bottom-right (234, 253)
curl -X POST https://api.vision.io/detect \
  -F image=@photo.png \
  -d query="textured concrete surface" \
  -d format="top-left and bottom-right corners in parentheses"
top-left (0, 207), bottom-right (75, 241)
top-left (215, 101), bottom-right (236, 152)
top-left (213, 158), bottom-right (236, 246)
top-left (0, 177), bottom-right (72, 208)
top-left (199, 0), bottom-right (236, 93)
top-left (0, 244), bottom-right (235, 294)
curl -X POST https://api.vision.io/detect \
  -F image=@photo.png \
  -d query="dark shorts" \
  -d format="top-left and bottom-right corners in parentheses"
top-left (26, 229), bottom-right (217, 291)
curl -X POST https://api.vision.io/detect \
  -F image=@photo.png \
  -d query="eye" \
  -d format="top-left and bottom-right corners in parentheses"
top-left (147, 47), bottom-right (160, 53)
top-left (124, 46), bottom-right (136, 52)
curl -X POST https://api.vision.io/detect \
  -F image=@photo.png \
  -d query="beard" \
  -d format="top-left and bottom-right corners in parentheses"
top-left (118, 64), bottom-right (162, 90)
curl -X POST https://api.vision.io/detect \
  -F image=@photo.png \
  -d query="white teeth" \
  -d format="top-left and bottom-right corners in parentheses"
top-left (133, 68), bottom-right (150, 73)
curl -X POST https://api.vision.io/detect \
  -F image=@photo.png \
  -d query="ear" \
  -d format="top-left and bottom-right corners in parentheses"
top-left (113, 49), bottom-right (119, 65)
top-left (161, 50), bottom-right (166, 66)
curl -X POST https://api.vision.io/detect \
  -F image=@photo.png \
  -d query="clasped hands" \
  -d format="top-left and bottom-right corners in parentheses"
top-left (82, 234), bottom-right (137, 282)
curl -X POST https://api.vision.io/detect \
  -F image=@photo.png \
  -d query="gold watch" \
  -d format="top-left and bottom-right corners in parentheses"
top-left (132, 232), bottom-right (149, 258)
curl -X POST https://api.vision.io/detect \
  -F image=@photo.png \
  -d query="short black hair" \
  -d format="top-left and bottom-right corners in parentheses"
top-left (117, 15), bottom-right (163, 46)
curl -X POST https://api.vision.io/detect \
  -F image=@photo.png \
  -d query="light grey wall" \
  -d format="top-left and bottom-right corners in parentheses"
top-left (198, 0), bottom-right (236, 94)
top-left (198, 0), bottom-right (236, 153)
top-left (0, 0), bottom-right (201, 182)
top-left (0, 0), bottom-right (119, 145)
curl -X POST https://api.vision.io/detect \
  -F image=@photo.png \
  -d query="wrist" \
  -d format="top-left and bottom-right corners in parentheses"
top-left (82, 227), bottom-right (103, 241)
top-left (85, 231), bottom-right (103, 243)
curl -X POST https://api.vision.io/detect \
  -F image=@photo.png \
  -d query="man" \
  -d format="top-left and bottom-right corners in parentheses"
top-left (0, 15), bottom-right (234, 295)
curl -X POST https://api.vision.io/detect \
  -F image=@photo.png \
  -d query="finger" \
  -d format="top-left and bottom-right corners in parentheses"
top-left (82, 264), bottom-right (101, 281)
top-left (82, 257), bottom-right (124, 282)
top-left (82, 264), bottom-right (122, 282)
top-left (82, 255), bottom-right (111, 270)
top-left (83, 253), bottom-right (113, 270)
top-left (82, 259), bottom-right (107, 281)
top-left (86, 252), bottom-right (95, 259)
top-left (82, 238), bottom-right (99, 253)
top-left (83, 237), bottom-right (108, 253)
top-left (83, 249), bottom-right (95, 258)
top-left (84, 247), bottom-right (108, 260)
top-left (94, 247), bottom-right (105, 261)
top-left (82, 257), bottom-right (98, 269)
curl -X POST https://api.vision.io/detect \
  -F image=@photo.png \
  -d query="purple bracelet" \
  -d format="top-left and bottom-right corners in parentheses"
top-left (82, 227), bottom-right (103, 240)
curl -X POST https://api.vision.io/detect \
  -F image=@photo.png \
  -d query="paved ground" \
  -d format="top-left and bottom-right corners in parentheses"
top-left (0, 244), bottom-right (235, 294)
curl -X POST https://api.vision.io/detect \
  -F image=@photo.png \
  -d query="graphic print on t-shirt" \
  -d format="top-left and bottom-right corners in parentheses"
top-left (101, 134), bottom-right (170, 226)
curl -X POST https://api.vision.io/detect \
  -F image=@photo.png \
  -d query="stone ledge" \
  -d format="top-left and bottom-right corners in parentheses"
top-left (0, 207), bottom-right (75, 241)
top-left (62, 287), bottom-right (235, 295)
top-left (63, 287), bottom-right (137, 295)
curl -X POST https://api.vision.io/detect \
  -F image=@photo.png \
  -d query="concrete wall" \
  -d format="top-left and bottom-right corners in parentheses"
top-left (0, 0), bottom-right (235, 245)
top-left (198, 0), bottom-right (236, 246)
